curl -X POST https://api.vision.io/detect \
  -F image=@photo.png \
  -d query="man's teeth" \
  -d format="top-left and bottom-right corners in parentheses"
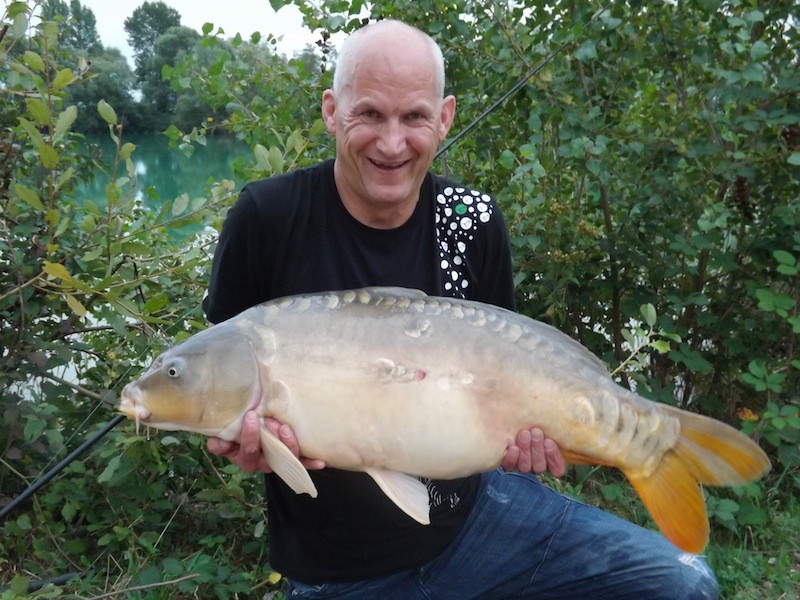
top-left (372, 160), bottom-right (405, 168)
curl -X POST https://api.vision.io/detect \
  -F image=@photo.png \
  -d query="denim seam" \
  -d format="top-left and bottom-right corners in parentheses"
top-left (522, 496), bottom-right (571, 596)
top-left (415, 567), bottom-right (435, 600)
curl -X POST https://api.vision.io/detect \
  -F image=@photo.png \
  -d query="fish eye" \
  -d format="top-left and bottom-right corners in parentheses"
top-left (165, 361), bottom-right (182, 378)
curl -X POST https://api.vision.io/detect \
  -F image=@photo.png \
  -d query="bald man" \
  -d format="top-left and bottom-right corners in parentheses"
top-left (204, 20), bottom-right (719, 599)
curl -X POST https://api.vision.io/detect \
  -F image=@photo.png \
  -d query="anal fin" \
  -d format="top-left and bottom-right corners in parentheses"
top-left (365, 468), bottom-right (430, 525)
top-left (258, 425), bottom-right (318, 497)
top-left (562, 449), bottom-right (614, 467)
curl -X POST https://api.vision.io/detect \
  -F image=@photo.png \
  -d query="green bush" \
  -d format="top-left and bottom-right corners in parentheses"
top-left (2, 1), bottom-right (798, 597)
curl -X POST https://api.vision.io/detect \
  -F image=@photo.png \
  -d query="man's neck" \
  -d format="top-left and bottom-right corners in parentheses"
top-left (333, 166), bottom-right (421, 230)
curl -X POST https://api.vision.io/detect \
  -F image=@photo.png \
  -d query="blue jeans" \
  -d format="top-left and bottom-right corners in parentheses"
top-left (286, 470), bottom-right (719, 599)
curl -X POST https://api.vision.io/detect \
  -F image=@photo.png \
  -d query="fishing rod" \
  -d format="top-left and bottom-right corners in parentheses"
top-left (436, 1), bottom-right (613, 160)
top-left (0, 414), bottom-right (126, 521)
top-left (435, 35), bottom-right (573, 160)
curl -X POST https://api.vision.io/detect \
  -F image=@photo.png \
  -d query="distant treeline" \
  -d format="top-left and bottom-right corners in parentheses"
top-left (28, 0), bottom-right (324, 134)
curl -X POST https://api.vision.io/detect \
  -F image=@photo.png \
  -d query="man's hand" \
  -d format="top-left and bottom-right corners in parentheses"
top-left (502, 427), bottom-right (567, 477)
top-left (207, 410), bottom-right (326, 474)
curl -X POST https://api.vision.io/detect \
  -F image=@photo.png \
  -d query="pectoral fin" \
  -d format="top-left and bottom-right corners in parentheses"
top-left (258, 425), bottom-right (318, 498)
top-left (365, 468), bottom-right (430, 525)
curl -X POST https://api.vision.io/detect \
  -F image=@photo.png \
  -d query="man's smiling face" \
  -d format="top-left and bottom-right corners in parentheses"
top-left (322, 27), bottom-right (455, 229)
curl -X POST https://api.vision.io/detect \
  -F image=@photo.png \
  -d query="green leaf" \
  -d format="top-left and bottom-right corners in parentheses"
top-left (172, 193), bottom-right (189, 215)
top-left (24, 418), bottom-right (45, 443)
top-left (135, 565), bottom-right (162, 586)
top-left (7, 1), bottom-right (29, 18)
top-left (202, 22), bottom-right (214, 35)
top-left (497, 149), bottom-right (516, 170)
top-left (11, 11), bottom-right (28, 38)
top-left (143, 292), bottom-right (169, 313)
top-left (97, 455), bottom-right (122, 483)
top-left (640, 303), bottom-right (657, 327)
top-left (119, 142), bottom-right (136, 161)
top-left (42, 260), bottom-right (73, 282)
top-left (670, 344), bottom-right (712, 372)
top-left (18, 117), bottom-right (45, 148)
top-left (98, 99), bottom-right (117, 125)
top-left (741, 62), bottom-right (765, 82)
top-left (254, 144), bottom-right (270, 170)
top-left (574, 40), bottom-right (597, 62)
top-left (268, 146), bottom-right (284, 173)
top-left (54, 105), bottom-right (78, 141)
top-left (789, 316), bottom-right (800, 334)
top-left (9, 575), bottom-right (31, 595)
top-left (745, 9), bottom-right (764, 23)
top-left (11, 183), bottom-right (45, 211)
top-left (65, 293), bottom-right (87, 316)
top-left (62, 501), bottom-right (77, 522)
top-left (26, 97), bottom-right (50, 125)
top-left (164, 124), bottom-right (181, 141)
top-left (162, 557), bottom-right (184, 576)
top-left (39, 143), bottom-right (59, 169)
top-left (756, 288), bottom-right (795, 314)
top-left (16, 514), bottom-right (32, 531)
top-left (774, 250), bottom-right (796, 266)
top-left (650, 340), bottom-right (671, 354)
top-left (750, 40), bottom-right (769, 60)
top-left (254, 519), bottom-right (265, 538)
top-left (747, 360), bottom-right (767, 378)
top-left (23, 50), bottom-right (45, 72)
top-left (52, 67), bottom-right (74, 90)
top-left (788, 152), bottom-right (800, 166)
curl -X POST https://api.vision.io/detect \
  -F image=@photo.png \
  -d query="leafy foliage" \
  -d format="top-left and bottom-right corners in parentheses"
top-left (0, 3), bottom-right (266, 596)
top-left (1, 0), bottom-right (799, 598)
top-left (123, 0), bottom-right (182, 79)
top-left (40, 0), bottom-right (103, 54)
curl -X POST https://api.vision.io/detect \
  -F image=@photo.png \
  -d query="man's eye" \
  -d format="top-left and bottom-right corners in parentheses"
top-left (363, 110), bottom-right (378, 118)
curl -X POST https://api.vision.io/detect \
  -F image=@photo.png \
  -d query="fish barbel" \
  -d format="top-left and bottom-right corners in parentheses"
top-left (119, 287), bottom-right (770, 552)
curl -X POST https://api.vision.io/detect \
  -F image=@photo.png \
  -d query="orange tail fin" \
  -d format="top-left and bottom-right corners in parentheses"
top-left (623, 407), bottom-right (770, 553)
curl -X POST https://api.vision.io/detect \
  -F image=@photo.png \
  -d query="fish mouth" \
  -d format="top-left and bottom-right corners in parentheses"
top-left (119, 383), bottom-right (151, 434)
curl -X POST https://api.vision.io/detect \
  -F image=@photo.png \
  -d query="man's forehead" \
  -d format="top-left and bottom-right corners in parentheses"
top-left (341, 76), bottom-right (440, 111)
top-left (347, 53), bottom-right (437, 91)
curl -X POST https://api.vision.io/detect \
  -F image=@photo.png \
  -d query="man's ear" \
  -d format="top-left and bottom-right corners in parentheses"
top-left (438, 95), bottom-right (456, 142)
top-left (321, 89), bottom-right (337, 133)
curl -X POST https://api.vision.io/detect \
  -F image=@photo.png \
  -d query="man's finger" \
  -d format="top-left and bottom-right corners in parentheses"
top-left (207, 437), bottom-right (233, 456)
top-left (278, 423), bottom-right (300, 456)
top-left (544, 438), bottom-right (567, 478)
top-left (240, 411), bottom-right (262, 455)
top-left (529, 428), bottom-right (548, 474)
top-left (501, 445), bottom-right (521, 471)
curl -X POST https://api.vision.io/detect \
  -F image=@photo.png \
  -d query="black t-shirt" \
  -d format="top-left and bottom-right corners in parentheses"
top-left (203, 159), bottom-right (516, 583)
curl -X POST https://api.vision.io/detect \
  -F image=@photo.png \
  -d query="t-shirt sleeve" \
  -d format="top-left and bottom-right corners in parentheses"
top-left (203, 186), bottom-right (267, 323)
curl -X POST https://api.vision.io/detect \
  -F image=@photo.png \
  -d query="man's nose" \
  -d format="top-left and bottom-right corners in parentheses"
top-left (376, 119), bottom-right (406, 156)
